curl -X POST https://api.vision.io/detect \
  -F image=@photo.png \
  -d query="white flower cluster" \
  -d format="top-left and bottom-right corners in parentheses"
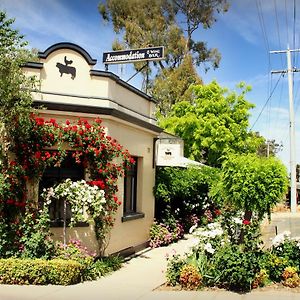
top-left (193, 222), bottom-right (224, 239)
top-left (189, 222), bottom-right (225, 255)
top-left (42, 178), bottom-right (106, 225)
top-left (204, 242), bottom-right (215, 254)
top-left (271, 230), bottom-right (291, 247)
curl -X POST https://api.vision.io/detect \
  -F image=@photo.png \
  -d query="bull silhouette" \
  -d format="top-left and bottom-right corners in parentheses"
top-left (56, 56), bottom-right (76, 79)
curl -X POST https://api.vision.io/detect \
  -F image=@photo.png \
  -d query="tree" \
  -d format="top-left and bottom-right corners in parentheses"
top-left (256, 137), bottom-right (283, 157)
top-left (211, 153), bottom-right (288, 221)
top-left (0, 11), bottom-right (37, 166)
top-left (171, 0), bottom-right (228, 68)
top-left (159, 81), bottom-right (264, 167)
top-left (151, 54), bottom-right (202, 116)
top-left (99, 0), bottom-right (228, 114)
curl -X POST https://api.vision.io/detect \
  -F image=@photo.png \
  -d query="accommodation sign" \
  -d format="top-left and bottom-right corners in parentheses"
top-left (103, 46), bottom-right (164, 64)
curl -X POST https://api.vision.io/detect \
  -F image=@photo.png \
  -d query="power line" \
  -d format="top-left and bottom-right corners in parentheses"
top-left (256, 0), bottom-right (273, 134)
top-left (256, 0), bottom-right (271, 54)
top-left (274, 0), bottom-right (284, 69)
top-left (250, 72), bottom-right (284, 131)
top-left (285, 0), bottom-right (290, 43)
top-left (293, 0), bottom-right (296, 57)
top-left (293, 0), bottom-right (299, 73)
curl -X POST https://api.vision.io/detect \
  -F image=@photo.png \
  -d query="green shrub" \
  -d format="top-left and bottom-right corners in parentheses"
top-left (210, 244), bottom-right (262, 292)
top-left (54, 239), bottom-right (95, 267)
top-left (0, 258), bottom-right (84, 285)
top-left (83, 256), bottom-right (123, 281)
top-left (154, 166), bottom-right (218, 229)
top-left (211, 153), bottom-right (288, 220)
top-left (165, 254), bottom-right (186, 286)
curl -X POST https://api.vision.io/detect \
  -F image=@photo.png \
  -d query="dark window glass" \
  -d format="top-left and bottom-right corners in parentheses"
top-left (124, 157), bottom-right (138, 215)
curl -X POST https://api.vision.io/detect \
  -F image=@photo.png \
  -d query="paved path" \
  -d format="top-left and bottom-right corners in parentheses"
top-left (2, 212), bottom-right (300, 300)
top-left (261, 212), bottom-right (300, 247)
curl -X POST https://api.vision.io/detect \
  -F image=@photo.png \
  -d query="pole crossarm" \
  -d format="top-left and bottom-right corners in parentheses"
top-left (271, 69), bottom-right (300, 74)
top-left (270, 48), bottom-right (300, 54)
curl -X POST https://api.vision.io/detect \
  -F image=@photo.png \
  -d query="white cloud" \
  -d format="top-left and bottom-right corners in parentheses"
top-left (0, 0), bottom-right (116, 69)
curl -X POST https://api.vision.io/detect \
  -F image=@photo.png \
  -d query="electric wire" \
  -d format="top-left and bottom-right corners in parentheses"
top-left (250, 72), bottom-right (284, 131)
top-left (256, 0), bottom-right (271, 54)
top-left (285, 0), bottom-right (290, 44)
top-left (256, 0), bottom-right (272, 135)
top-left (293, 0), bottom-right (297, 66)
top-left (274, 0), bottom-right (284, 69)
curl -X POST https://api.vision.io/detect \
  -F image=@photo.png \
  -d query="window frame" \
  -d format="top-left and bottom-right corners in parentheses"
top-left (122, 156), bottom-right (144, 222)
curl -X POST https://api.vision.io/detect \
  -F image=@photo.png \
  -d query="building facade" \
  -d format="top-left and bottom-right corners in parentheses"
top-left (23, 42), bottom-right (162, 255)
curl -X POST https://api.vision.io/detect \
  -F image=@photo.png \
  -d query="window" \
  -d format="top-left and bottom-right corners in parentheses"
top-left (123, 157), bottom-right (137, 215)
top-left (122, 157), bottom-right (144, 222)
top-left (39, 152), bottom-right (85, 227)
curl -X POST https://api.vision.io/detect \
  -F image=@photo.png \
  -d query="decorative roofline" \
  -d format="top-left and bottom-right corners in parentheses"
top-left (38, 42), bottom-right (97, 65)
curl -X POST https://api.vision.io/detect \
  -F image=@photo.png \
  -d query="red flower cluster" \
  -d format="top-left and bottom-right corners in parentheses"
top-left (242, 219), bottom-right (251, 225)
top-left (88, 180), bottom-right (106, 190)
top-left (4, 115), bottom-right (134, 244)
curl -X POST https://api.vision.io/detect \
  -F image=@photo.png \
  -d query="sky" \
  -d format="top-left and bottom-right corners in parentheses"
top-left (0, 0), bottom-right (300, 170)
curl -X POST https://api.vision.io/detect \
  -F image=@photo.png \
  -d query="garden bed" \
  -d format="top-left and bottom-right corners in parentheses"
top-left (156, 282), bottom-right (300, 293)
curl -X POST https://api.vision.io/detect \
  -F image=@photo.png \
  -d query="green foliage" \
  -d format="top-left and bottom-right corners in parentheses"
top-left (212, 153), bottom-right (288, 220)
top-left (0, 11), bottom-right (36, 126)
top-left (0, 258), bottom-right (84, 285)
top-left (99, 0), bottom-right (227, 71)
top-left (167, 210), bottom-right (269, 292)
top-left (83, 256), bottom-right (123, 281)
top-left (165, 253), bottom-right (186, 286)
top-left (211, 243), bottom-right (262, 291)
top-left (159, 81), bottom-right (264, 166)
top-left (54, 239), bottom-right (95, 266)
top-left (154, 166), bottom-right (217, 227)
top-left (151, 55), bottom-right (202, 116)
top-left (19, 207), bottom-right (55, 259)
top-left (99, 1), bottom-right (228, 115)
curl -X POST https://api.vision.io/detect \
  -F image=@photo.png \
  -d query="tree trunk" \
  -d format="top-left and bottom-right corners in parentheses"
top-left (238, 210), bottom-right (252, 244)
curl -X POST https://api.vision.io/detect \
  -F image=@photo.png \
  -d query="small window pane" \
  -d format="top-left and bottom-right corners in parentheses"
top-left (124, 157), bottom-right (137, 215)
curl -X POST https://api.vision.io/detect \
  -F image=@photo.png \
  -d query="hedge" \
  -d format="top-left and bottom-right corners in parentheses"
top-left (0, 258), bottom-right (84, 285)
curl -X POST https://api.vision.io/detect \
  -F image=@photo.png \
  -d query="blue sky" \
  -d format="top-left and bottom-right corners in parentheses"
top-left (1, 0), bottom-right (300, 170)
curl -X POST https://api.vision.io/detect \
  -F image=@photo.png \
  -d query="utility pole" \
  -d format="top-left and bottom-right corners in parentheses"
top-left (270, 46), bottom-right (300, 213)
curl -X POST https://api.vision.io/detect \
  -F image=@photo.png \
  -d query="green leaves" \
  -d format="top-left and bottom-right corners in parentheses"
top-left (215, 153), bottom-right (288, 220)
top-left (160, 81), bottom-right (263, 166)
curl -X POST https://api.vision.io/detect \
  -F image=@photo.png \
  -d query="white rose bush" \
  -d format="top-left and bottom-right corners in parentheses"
top-left (42, 178), bottom-right (111, 247)
top-left (43, 179), bottom-right (107, 226)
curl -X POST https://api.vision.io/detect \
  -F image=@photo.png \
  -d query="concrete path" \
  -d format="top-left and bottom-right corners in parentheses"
top-left (261, 211), bottom-right (300, 247)
top-left (2, 212), bottom-right (300, 300)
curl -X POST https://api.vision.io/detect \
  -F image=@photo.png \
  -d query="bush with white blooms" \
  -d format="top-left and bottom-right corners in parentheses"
top-left (42, 178), bottom-right (106, 226)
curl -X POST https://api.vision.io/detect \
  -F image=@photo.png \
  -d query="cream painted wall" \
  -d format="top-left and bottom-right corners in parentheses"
top-left (28, 48), bottom-right (155, 122)
top-left (38, 111), bottom-right (156, 255)
top-left (102, 119), bottom-right (156, 254)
